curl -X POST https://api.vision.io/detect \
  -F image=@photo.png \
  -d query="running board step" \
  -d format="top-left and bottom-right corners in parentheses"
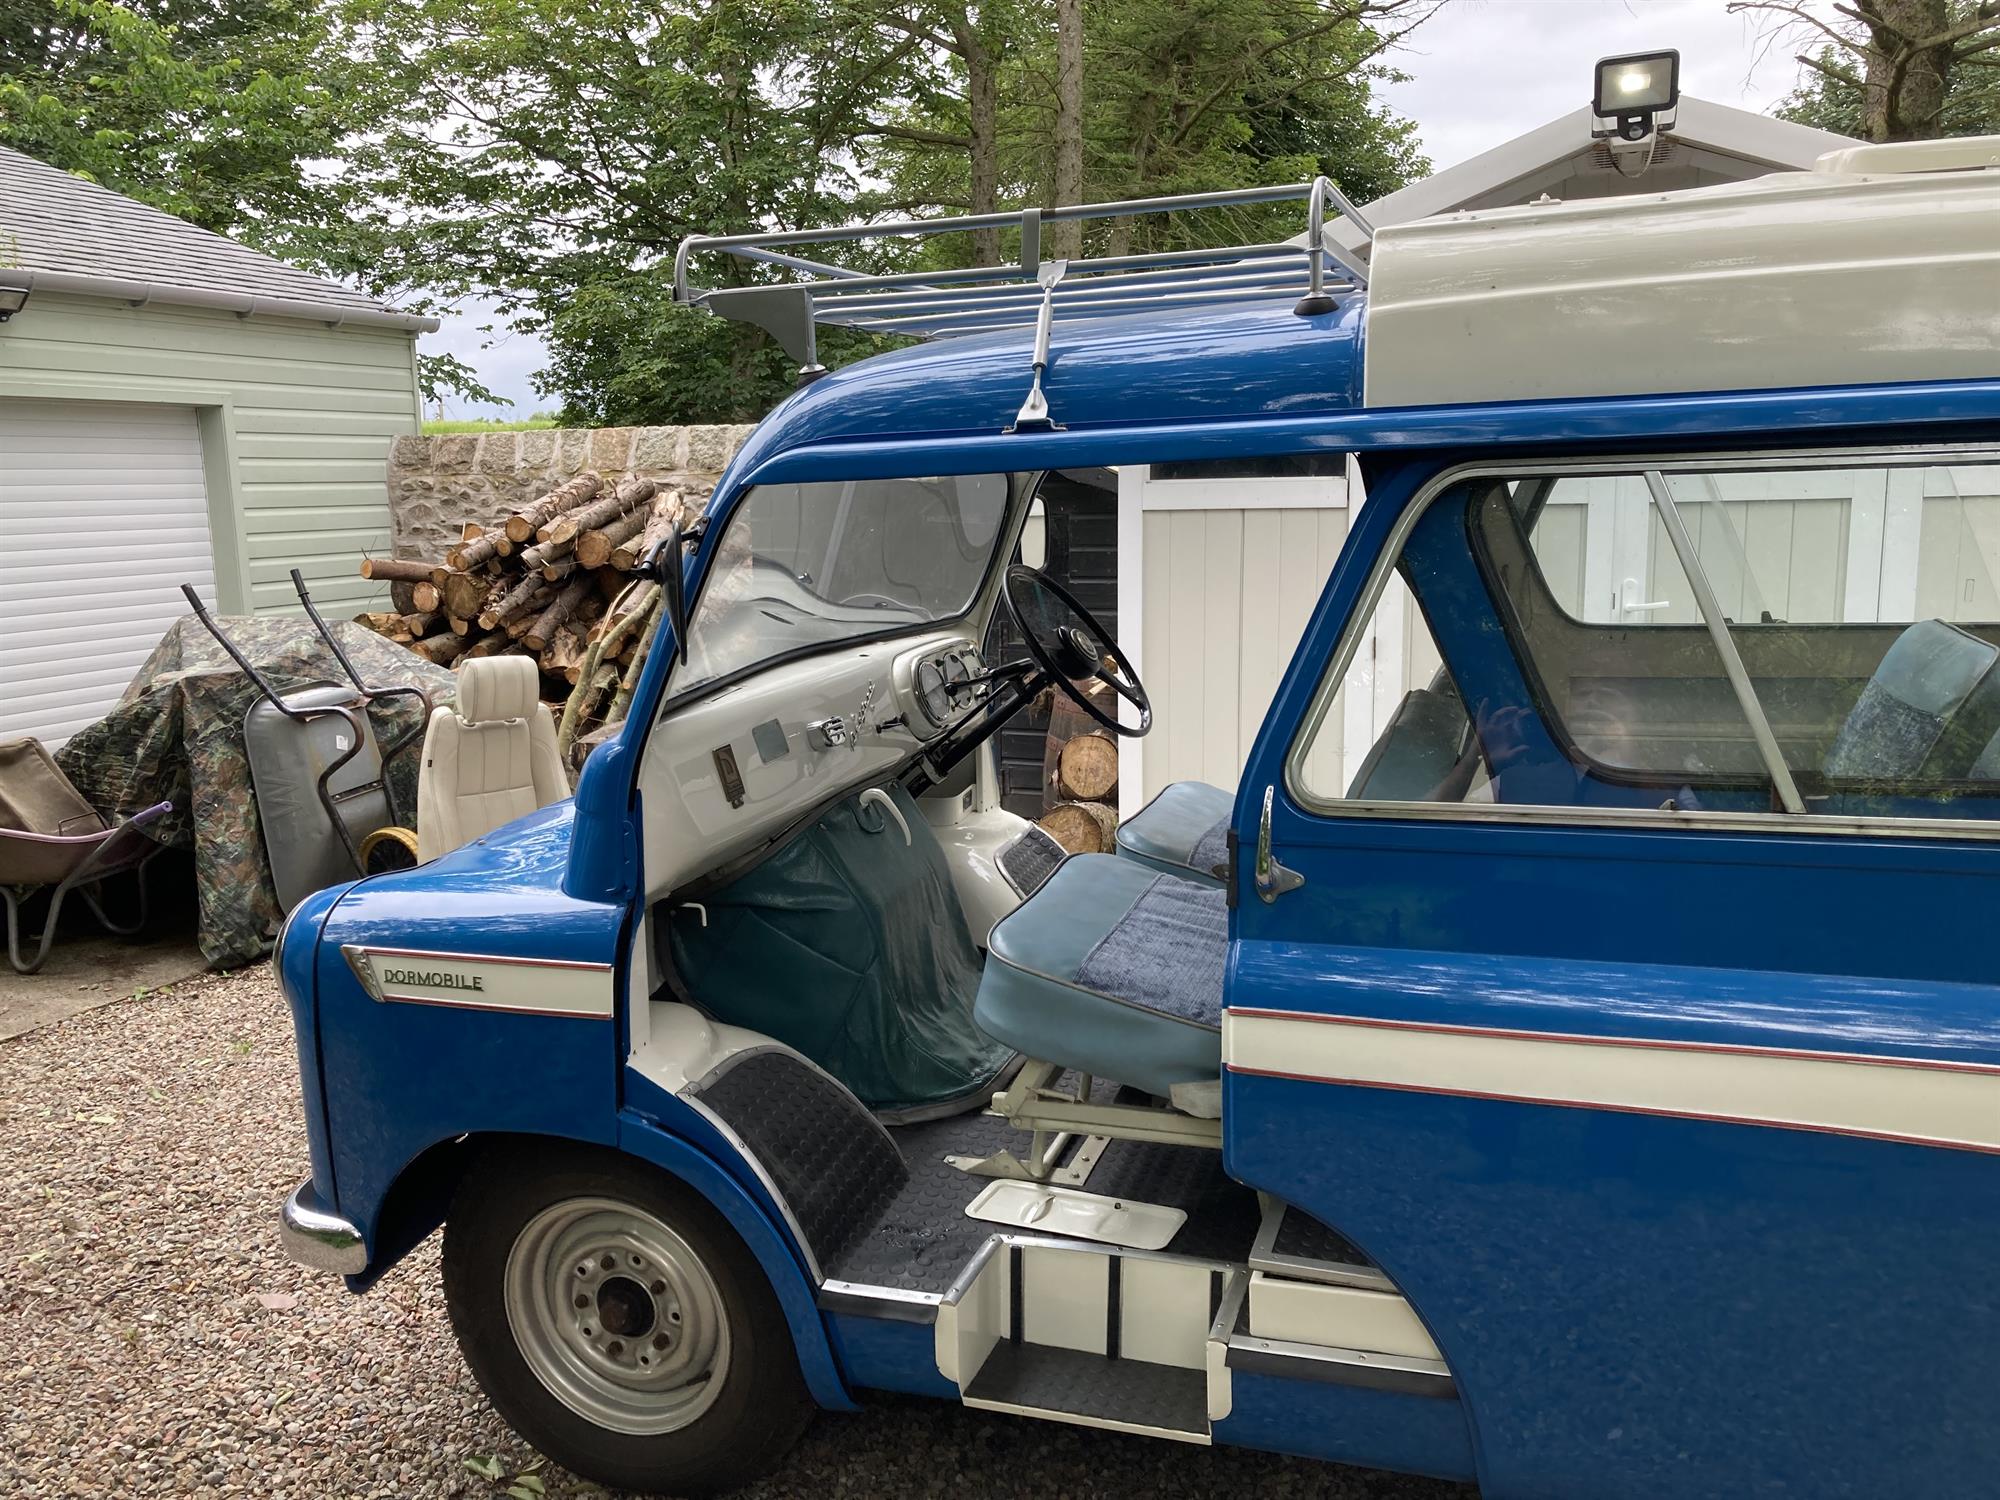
top-left (963, 1343), bottom-right (1208, 1442)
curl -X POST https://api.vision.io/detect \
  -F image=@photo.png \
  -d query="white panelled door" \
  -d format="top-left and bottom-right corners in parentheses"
top-left (0, 400), bottom-right (217, 748)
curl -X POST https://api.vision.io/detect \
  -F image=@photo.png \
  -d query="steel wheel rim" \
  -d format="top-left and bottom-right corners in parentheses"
top-left (502, 1196), bottom-right (730, 1435)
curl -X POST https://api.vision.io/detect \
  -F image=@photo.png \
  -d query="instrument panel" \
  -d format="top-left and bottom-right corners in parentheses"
top-left (894, 638), bottom-right (986, 738)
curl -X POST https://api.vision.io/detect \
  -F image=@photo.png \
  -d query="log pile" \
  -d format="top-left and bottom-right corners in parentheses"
top-left (1034, 680), bottom-right (1122, 853)
top-left (352, 470), bottom-right (699, 769)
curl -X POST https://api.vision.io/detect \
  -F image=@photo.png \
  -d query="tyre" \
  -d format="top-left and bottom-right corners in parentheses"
top-left (442, 1142), bottom-right (813, 1496)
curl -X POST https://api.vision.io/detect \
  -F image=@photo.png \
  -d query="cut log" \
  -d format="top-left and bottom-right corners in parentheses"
top-left (459, 632), bottom-right (513, 661)
top-left (544, 475), bottom-right (656, 548)
top-left (504, 472), bottom-right (602, 545)
top-left (412, 631), bottom-right (472, 667)
top-left (410, 580), bottom-right (441, 614)
top-left (448, 615), bottom-right (473, 637)
top-left (505, 586), bottom-right (556, 639)
top-left (446, 530), bottom-right (506, 572)
top-left (540, 623), bottom-right (588, 681)
top-left (389, 580), bottom-right (420, 615)
top-left (460, 521), bottom-right (485, 542)
top-left (614, 487), bottom-right (689, 572)
top-left (1037, 800), bottom-right (1118, 854)
top-left (1056, 731), bottom-right (1119, 802)
top-left (522, 576), bottom-right (595, 653)
top-left (576, 507), bottom-right (648, 570)
top-left (438, 571), bottom-right (491, 623)
top-left (518, 532), bottom-right (573, 573)
top-left (352, 610), bottom-right (409, 639)
top-left (477, 572), bottom-right (549, 632)
top-left (401, 610), bottom-right (443, 639)
top-left (539, 557), bottom-right (578, 585)
top-left (359, 557), bottom-right (441, 586)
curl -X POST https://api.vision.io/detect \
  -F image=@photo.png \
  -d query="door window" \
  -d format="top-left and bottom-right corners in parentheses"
top-left (1291, 453), bottom-right (2000, 827)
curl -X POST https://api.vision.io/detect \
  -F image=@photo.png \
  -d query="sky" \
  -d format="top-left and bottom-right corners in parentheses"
top-left (420, 0), bottom-right (1812, 422)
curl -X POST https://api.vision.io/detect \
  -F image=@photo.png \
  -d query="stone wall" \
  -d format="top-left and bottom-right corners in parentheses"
top-left (386, 423), bottom-right (758, 560)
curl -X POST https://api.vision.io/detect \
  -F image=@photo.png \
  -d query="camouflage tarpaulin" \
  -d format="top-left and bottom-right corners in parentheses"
top-left (55, 616), bottom-right (457, 968)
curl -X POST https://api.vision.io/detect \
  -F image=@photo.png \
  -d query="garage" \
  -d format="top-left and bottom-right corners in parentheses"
top-left (0, 399), bottom-right (219, 746)
top-left (0, 144), bottom-right (437, 751)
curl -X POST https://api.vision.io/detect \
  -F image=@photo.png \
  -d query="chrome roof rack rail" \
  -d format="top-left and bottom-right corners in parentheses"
top-left (673, 176), bottom-right (1373, 380)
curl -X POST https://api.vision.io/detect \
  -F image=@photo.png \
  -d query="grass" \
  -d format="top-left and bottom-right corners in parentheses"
top-left (421, 417), bottom-right (560, 435)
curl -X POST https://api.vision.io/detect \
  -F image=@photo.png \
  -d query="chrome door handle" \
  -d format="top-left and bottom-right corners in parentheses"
top-left (1254, 784), bottom-right (1305, 903)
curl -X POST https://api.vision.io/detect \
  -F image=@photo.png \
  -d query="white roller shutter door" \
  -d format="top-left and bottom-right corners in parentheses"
top-left (0, 399), bottom-right (218, 748)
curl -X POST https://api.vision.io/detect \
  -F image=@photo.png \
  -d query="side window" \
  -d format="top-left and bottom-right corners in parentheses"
top-left (1294, 454), bottom-right (2000, 826)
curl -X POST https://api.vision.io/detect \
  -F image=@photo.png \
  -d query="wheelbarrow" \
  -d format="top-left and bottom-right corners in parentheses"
top-left (0, 737), bottom-right (171, 975)
top-left (179, 573), bottom-right (427, 912)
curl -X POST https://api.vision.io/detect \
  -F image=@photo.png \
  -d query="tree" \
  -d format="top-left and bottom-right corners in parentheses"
top-left (0, 0), bottom-right (362, 260)
top-left (1734, 0), bottom-right (2000, 140)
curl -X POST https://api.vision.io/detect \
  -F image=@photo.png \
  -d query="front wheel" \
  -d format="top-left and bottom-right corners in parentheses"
top-left (442, 1143), bottom-right (812, 1496)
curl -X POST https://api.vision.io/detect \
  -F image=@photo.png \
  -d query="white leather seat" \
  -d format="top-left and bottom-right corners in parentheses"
top-left (416, 656), bottom-right (568, 861)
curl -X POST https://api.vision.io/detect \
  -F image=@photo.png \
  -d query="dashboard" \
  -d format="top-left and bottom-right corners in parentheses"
top-left (638, 630), bottom-right (995, 897)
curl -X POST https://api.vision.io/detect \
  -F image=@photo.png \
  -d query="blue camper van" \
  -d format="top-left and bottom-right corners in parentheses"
top-left (276, 136), bottom-right (2000, 1497)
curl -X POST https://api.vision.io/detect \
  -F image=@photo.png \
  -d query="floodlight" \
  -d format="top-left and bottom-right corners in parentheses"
top-left (1593, 50), bottom-right (1680, 139)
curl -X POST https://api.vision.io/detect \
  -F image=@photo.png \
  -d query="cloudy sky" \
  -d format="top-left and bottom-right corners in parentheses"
top-left (423, 0), bottom-right (1812, 420)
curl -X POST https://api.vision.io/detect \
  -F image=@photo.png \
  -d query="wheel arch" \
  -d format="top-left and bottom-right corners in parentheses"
top-left (355, 1124), bottom-right (855, 1415)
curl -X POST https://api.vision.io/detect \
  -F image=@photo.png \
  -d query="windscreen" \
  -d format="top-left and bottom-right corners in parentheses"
top-left (671, 474), bottom-right (1013, 699)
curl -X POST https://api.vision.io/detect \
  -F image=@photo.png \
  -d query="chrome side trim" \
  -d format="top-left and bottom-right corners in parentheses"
top-left (1224, 1333), bottom-right (1457, 1400)
top-left (279, 1180), bottom-right (366, 1276)
top-left (676, 1094), bottom-right (826, 1285)
top-left (1246, 1205), bottom-right (1394, 1292)
top-left (818, 1280), bottom-right (944, 1325)
top-left (1282, 441), bottom-right (2000, 843)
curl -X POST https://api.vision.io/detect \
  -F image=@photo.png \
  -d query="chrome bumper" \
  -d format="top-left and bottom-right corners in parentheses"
top-left (280, 1180), bottom-right (367, 1275)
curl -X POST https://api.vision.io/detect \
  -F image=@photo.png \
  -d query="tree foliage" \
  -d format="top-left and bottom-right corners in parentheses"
top-left (346, 0), bottom-right (1433, 424)
top-left (2, 0), bottom-right (1436, 424)
top-left (1738, 0), bottom-right (2000, 141)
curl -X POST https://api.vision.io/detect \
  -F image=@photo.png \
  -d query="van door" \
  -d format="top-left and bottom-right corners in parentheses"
top-left (1221, 446), bottom-right (2000, 1500)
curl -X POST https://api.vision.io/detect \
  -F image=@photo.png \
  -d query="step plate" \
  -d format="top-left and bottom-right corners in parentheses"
top-left (964, 1342), bottom-right (1208, 1441)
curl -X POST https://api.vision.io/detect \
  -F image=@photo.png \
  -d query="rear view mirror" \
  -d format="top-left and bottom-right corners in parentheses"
top-left (659, 523), bottom-right (690, 665)
top-left (1020, 496), bottom-right (1048, 571)
top-left (639, 525), bottom-right (691, 665)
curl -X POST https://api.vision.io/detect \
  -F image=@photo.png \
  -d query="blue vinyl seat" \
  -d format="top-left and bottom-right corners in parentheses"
top-left (1115, 780), bottom-right (1233, 884)
top-left (974, 853), bottom-right (1226, 1099)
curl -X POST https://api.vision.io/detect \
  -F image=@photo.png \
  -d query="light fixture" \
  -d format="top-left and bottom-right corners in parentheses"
top-left (1591, 49), bottom-right (1680, 177)
top-left (0, 283), bottom-right (29, 323)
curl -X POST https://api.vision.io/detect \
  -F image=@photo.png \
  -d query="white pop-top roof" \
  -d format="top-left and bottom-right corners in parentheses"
top-left (1363, 136), bottom-right (2000, 409)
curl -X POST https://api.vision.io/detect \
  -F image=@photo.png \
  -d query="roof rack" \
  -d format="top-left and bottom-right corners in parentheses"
top-left (672, 177), bottom-right (1374, 394)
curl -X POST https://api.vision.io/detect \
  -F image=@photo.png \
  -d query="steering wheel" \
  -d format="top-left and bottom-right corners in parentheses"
top-left (1003, 564), bottom-right (1152, 737)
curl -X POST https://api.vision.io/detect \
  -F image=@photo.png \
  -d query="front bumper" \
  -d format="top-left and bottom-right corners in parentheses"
top-left (280, 1179), bottom-right (366, 1275)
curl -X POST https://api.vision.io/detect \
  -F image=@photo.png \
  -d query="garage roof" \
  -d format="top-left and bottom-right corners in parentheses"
top-left (0, 145), bottom-right (437, 332)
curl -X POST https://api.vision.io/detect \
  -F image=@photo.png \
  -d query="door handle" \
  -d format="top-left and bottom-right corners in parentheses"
top-left (1620, 577), bottom-right (1669, 613)
top-left (1254, 784), bottom-right (1305, 903)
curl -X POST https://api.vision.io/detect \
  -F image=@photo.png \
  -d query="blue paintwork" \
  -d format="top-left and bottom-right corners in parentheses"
top-left (1213, 1371), bottom-right (1476, 1483)
top-left (823, 1314), bottom-right (959, 1401)
top-left (1224, 1073), bottom-right (2000, 1499)
top-left (310, 803), bottom-right (625, 1240)
top-left (277, 880), bottom-right (350, 1202)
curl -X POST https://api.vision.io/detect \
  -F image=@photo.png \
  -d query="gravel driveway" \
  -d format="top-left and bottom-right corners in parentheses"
top-left (0, 966), bottom-right (1472, 1500)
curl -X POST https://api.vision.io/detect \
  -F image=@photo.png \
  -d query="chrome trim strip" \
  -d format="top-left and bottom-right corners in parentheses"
top-left (347, 943), bottom-right (614, 972)
top-left (817, 1280), bottom-right (943, 1325)
top-left (279, 1180), bottom-right (366, 1276)
top-left (1224, 1334), bottom-right (1457, 1400)
top-left (1283, 441), bottom-right (2000, 842)
top-left (1645, 469), bottom-right (1804, 813)
top-left (676, 1095), bottom-right (826, 1285)
top-left (1246, 1204), bottom-right (1394, 1292)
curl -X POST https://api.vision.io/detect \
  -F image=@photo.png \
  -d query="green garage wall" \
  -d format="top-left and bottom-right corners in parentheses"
top-left (0, 290), bottom-right (421, 615)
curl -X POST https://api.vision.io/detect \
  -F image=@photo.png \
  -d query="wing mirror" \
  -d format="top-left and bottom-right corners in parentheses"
top-left (638, 524), bottom-right (692, 665)
top-left (1019, 496), bottom-right (1048, 571)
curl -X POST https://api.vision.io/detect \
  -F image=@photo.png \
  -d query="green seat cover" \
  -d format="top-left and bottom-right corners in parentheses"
top-left (668, 784), bottom-right (1014, 1116)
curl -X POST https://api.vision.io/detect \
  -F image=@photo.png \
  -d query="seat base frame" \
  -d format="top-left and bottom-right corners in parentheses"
top-left (947, 1058), bottom-right (1223, 1182)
